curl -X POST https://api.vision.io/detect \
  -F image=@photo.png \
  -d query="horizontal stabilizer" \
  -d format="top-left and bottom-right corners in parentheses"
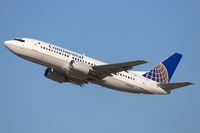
top-left (158, 82), bottom-right (193, 90)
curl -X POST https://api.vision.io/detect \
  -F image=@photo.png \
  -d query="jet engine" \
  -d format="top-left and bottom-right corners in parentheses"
top-left (44, 68), bottom-right (67, 83)
top-left (67, 60), bottom-right (90, 80)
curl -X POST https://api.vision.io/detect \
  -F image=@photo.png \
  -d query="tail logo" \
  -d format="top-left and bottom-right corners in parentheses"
top-left (143, 64), bottom-right (169, 83)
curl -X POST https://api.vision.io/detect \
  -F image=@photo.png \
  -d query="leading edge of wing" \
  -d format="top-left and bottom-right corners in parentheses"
top-left (91, 60), bottom-right (147, 78)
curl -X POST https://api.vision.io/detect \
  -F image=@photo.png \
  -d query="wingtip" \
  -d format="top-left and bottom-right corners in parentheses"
top-left (187, 82), bottom-right (194, 85)
top-left (144, 60), bottom-right (148, 64)
top-left (139, 60), bottom-right (148, 64)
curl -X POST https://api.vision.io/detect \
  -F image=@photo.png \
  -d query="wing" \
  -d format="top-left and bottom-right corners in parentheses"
top-left (91, 60), bottom-right (147, 78)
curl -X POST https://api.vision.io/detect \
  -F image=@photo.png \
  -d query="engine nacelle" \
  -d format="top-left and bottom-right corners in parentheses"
top-left (44, 68), bottom-right (66, 83)
top-left (68, 60), bottom-right (90, 79)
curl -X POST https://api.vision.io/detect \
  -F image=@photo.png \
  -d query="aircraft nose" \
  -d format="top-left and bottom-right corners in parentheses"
top-left (4, 40), bottom-right (13, 49)
top-left (4, 40), bottom-right (14, 49)
top-left (4, 40), bottom-right (18, 53)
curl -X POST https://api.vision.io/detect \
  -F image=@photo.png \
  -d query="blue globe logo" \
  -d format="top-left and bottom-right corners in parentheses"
top-left (144, 64), bottom-right (169, 83)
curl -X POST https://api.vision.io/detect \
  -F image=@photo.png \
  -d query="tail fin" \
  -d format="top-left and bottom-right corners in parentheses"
top-left (143, 53), bottom-right (182, 83)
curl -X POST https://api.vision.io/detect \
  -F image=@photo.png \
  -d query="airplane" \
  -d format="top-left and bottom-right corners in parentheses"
top-left (4, 38), bottom-right (193, 95)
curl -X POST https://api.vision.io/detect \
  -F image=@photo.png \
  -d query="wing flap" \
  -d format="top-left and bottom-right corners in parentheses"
top-left (158, 82), bottom-right (193, 90)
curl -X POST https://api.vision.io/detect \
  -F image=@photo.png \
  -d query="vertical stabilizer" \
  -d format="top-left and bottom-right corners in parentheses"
top-left (143, 53), bottom-right (182, 83)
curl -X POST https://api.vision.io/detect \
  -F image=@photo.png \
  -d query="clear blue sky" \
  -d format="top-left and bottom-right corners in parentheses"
top-left (0, 0), bottom-right (199, 133)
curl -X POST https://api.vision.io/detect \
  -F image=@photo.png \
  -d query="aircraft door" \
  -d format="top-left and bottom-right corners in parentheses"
top-left (21, 43), bottom-right (24, 49)
top-left (33, 42), bottom-right (37, 51)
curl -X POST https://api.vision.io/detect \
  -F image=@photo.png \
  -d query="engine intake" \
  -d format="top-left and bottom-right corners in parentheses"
top-left (44, 68), bottom-right (67, 83)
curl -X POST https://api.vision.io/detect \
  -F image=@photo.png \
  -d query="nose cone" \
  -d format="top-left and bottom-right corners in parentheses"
top-left (4, 40), bottom-right (13, 49)
top-left (4, 40), bottom-right (19, 53)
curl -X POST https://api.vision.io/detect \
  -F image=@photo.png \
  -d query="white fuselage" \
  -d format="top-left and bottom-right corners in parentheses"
top-left (4, 38), bottom-right (167, 94)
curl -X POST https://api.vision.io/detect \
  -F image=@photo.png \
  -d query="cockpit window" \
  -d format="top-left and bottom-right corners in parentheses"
top-left (14, 38), bottom-right (25, 42)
